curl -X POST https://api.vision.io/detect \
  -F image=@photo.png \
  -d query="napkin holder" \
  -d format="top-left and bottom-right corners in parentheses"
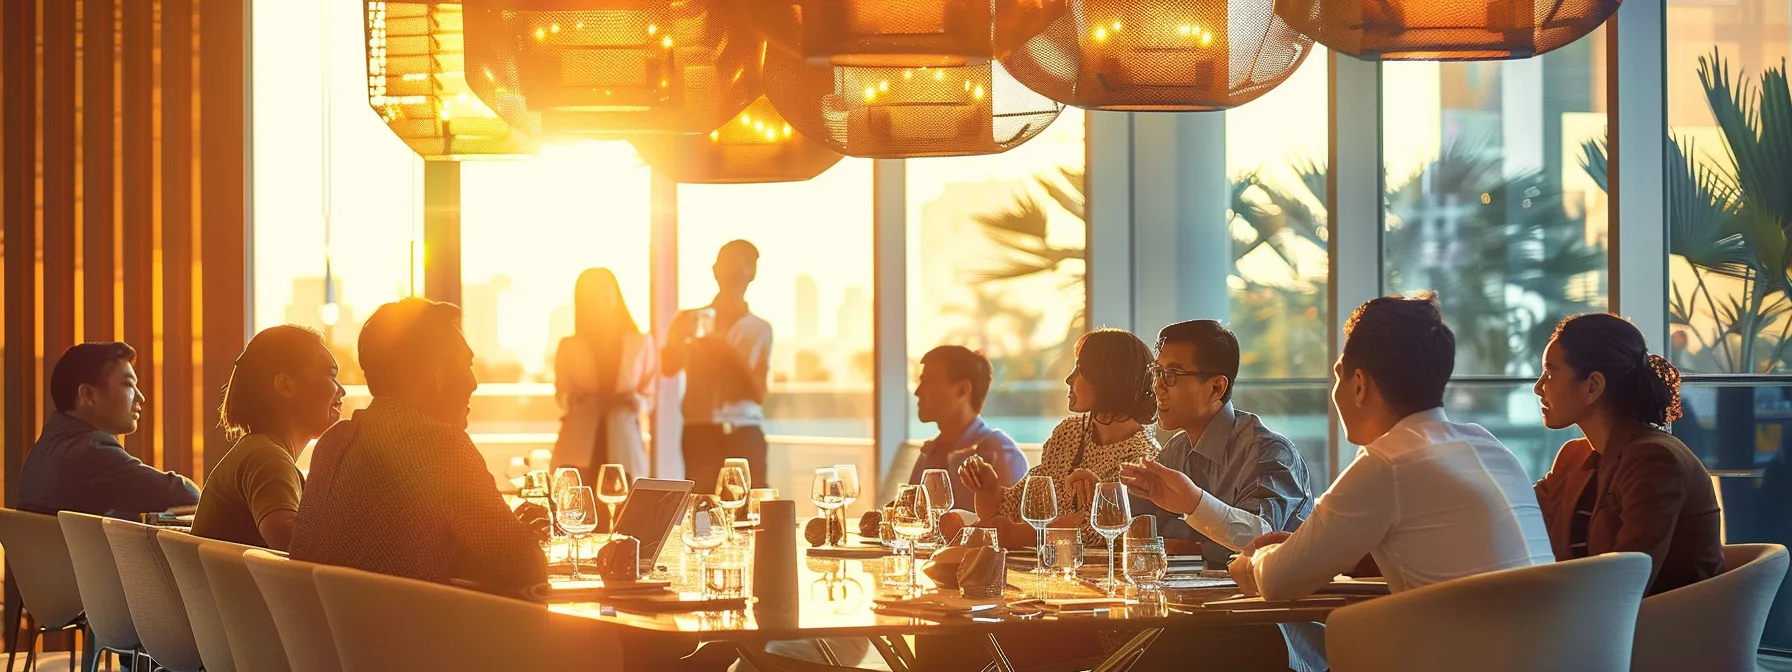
top-left (957, 546), bottom-right (1006, 599)
top-left (755, 499), bottom-right (799, 609)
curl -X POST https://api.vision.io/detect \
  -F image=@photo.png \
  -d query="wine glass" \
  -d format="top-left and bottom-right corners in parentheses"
top-left (887, 485), bottom-right (932, 592)
top-left (558, 486), bottom-right (599, 580)
top-left (832, 463), bottom-right (861, 510)
top-left (550, 467), bottom-right (583, 538)
top-left (682, 495), bottom-right (729, 591)
top-left (811, 468), bottom-right (845, 547)
top-left (1045, 528), bottom-right (1085, 581)
top-left (716, 465), bottom-right (750, 542)
top-left (595, 464), bottom-right (629, 536)
top-left (919, 468), bottom-right (953, 544)
top-left (1019, 476), bottom-right (1058, 575)
top-left (723, 457), bottom-right (753, 491)
top-left (1091, 482), bottom-right (1133, 596)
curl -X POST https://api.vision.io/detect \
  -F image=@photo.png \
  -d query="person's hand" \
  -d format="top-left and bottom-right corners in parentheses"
top-left (957, 456), bottom-right (1001, 497)
top-left (513, 502), bottom-right (552, 543)
top-left (668, 311), bottom-right (695, 343)
top-left (1242, 531), bottom-right (1294, 555)
top-left (1048, 511), bottom-right (1088, 530)
top-left (1228, 553), bottom-right (1261, 597)
top-left (1063, 468), bottom-right (1099, 513)
top-left (1120, 459), bottom-right (1205, 516)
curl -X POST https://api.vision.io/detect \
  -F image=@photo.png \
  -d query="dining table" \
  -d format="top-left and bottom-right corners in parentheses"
top-left (541, 522), bottom-right (1386, 672)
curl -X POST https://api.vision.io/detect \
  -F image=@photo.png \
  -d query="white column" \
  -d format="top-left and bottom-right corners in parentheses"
top-left (650, 171), bottom-right (682, 480)
top-left (1130, 112), bottom-right (1231, 336)
top-left (1085, 110), bottom-right (1134, 333)
top-left (1606, 0), bottom-right (1669, 353)
top-left (1328, 52), bottom-right (1384, 477)
top-left (872, 159), bottom-right (908, 502)
top-left (1500, 57), bottom-right (1546, 178)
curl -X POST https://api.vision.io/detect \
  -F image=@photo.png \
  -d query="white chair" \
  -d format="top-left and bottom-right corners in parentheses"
top-left (100, 519), bottom-right (202, 672)
top-left (242, 550), bottom-right (339, 672)
top-left (0, 509), bottom-right (86, 672)
top-left (154, 531), bottom-right (237, 672)
top-left (196, 544), bottom-right (290, 672)
top-left (311, 564), bottom-right (622, 671)
top-left (1632, 543), bottom-right (1790, 672)
top-left (55, 512), bottom-right (143, 672)
top-left (1327, 552), bottom-right (1654, 672)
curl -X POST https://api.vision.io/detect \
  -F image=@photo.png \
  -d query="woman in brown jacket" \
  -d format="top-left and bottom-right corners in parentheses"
top-left (1533, 313), bottom-right (1724, 595)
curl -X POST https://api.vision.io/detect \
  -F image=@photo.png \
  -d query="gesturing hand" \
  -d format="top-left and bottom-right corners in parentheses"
top-left (1119, 459), bottom-right (1205, 516)
top-left (957, 456), bottom-right (1001, 497)
top-left (513, 502), bottom-right (552, 543)
top-left (1063, 468), bottom-right (1099, 513)
top-left (1228, 553), bottom-right (1261, 597)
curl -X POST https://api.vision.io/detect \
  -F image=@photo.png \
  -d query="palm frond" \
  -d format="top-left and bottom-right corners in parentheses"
top-left (974, 193), bottom-right (1051, 242)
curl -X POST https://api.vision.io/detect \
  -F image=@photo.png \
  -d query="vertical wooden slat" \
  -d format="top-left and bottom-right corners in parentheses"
top-left (161, 0), bottom-right (195, 477)
top-left (3, 0), bottom-right (43, 637)
top-left (121, 0), bottom-right (153, 463)
top-left (198, 0), bottom-right (249, 474)
top-left (83, 0), bottom-right (115, 341)
top-left (43, 0), bottom-right (78, 385)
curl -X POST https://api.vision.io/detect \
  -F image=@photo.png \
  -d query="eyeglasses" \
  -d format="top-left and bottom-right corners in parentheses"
top-left (1148, 363), bottom-right (1222, 388)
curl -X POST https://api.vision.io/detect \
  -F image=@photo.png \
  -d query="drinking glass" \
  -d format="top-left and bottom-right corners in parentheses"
top-left (682, 495), bottom-right (729, 584)
top-left (886, 485), bottom-right (932, 591)
top-left (1124, 537), bottom-right (1168, 590)
top-left (723, 457), bottom-right (753, 492)
top-left (810, 468), bottom-right (845, 548)
top-left (596, 464), bottom-right (629, 536)
top-left (716, 465), bottom-right (750, 541)
top-left (558, 486), bottom-right (600, 580)
top-left (1044, 528), bottom-right (1085, 581)
top-left (919, 468), bottom-right (953, 544)
top-left (550, 467), bottom-right (583, 537)
top-left (747, 488), bottom-right (777, 527)
top-left (832, 463), bottom-right (861, 510)
top-left (1091, 482), bottom-right (1133, 596)
top-left (505, 456), bottom-right (528, 481)
top-left (1019, 476), bottom-right (1058, 575)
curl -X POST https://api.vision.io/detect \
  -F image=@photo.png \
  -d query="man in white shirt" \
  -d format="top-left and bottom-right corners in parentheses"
top-left (1229, 294), bottom-right (1555, 670)
top-left (663, 240), bottom-right (775, 492)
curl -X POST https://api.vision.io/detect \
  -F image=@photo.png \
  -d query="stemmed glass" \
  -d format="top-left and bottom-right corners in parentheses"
top-left (810, 468), bottom-right (845, 548)
top-left (919, 468), bottom-right (953, 545)
top-left (558, 486), bottom-right (599, 580)
top-left (596, 464), bottom-right (630, 537)
top-left (716, 465), bottom-right (750, 542)
top-left (682, 495), bottom-right (729, 591)
top-left (723, 457), bottom-right (753, 491)
top-left (833, 464), bottom-right (861, 542)
top-left (887, 485), bottom-right (932, 592)
top-left (1091, 482), bottom-right (1133, 596)
top-left (550, 467), bottom-right (583, 539)
top-left (1019, 476), bottom-right (1057, 575)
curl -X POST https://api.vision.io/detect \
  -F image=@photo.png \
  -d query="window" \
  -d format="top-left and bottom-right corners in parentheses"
top-left (1380, 33), bottom-right (1609, 474)
top-left (677, 159), bottom-right (876, 507)
top-left (1227, 45), bottom-right (1332, 477)
top-left (459, 142), bottom-right (654, 467)
top-left (905, 113), bottom-right (1087, 445)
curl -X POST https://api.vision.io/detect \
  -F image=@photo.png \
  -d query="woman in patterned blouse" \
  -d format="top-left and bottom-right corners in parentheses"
top-left (961, 328), bottom-right (1162, 548)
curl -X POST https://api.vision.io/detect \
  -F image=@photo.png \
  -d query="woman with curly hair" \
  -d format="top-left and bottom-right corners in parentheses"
top-left (1533, 313), bottom-right (1725, 595)
top-left (960, 328), bottom-right (1161, 548)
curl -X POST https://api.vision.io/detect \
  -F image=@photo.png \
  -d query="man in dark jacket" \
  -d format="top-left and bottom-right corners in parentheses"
top-left (20, 342), bottom-right (198, 518)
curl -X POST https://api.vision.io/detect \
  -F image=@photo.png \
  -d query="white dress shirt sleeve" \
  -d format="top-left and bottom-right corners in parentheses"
top-left (1251, 450), bottom-right (1394, 601)
top-left (1183, 491), bottom-right (1274, 552)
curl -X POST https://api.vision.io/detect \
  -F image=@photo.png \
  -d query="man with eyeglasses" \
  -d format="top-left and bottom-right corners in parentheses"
top-left (1122, 319), bottom-right (1316, 563)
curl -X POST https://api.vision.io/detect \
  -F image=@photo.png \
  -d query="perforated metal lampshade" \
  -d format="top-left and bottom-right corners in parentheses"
top-left (761, 49), bottom-right (1062, 158)
top-left (736, 0), bottom-right (1065, 68)
top-left (367, 1), bottom-right (534, 158)
top-left (1000, 0), bottom-right (1312, 111)
top-left (631, 97), bottom-right (843, 183)
top-left (462, 0), bottom-right (761, 138)
top-left (1273, 0), bottom-right (1619, 60)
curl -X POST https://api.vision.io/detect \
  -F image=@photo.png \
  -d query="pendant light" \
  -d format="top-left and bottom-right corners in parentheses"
top-left (1273, 0), bottom-right (1619, 60)
top-left (761, 48), bottom-right (1062, 158)
top-left (1000, 0), bottom-right (1313, 111)
top-left (462, 0), bottom-right (761, 138)
top-left (631, 96), bottom-right (843, 183)
top-left (366, 1), bottom-right (533, 157)
top-left (734, 0), bottom-right (1064, 68)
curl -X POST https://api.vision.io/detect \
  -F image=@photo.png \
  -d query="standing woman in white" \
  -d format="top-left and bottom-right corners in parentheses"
top-left (554, 268), bottom-right (656, 481)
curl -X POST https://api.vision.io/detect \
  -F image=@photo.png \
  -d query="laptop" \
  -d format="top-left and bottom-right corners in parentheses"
top-left (611, 478), bottom-right (695, 575)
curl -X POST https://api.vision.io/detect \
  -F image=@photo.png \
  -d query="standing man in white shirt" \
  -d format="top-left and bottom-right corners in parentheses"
top-left (1229, 294), bottom-right (1555, 670)
top-left (663, 240), bottom-right (775, 492)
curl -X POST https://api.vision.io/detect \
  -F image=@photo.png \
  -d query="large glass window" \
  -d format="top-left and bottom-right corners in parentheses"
top-left (1662, 0), bottom-right (1792, 651)
top-left (1380, 32), bottom-right (1609, 473)
top-left (1227, 46), bottom-right (1332, 477)
top-left (458, 142), bottom-right (654, 473)
top-left (904, 114), bottom-right (1087, 446)
top-left (677, 160), bottom-right (876, 507)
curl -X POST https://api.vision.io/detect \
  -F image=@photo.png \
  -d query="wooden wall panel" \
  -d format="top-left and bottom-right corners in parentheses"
top-left (3, 0), bottom-right (41, 506)
top-left (198, 0), bottom-right (248, 474)
top-left (83, 0), bottom-right (116, 341)
top-left (160, 0), bottom-right (195, 476)
top-left (42, 0), bottom-right (77, 390)
top-left (120, 0), bottom-right (154, 463)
